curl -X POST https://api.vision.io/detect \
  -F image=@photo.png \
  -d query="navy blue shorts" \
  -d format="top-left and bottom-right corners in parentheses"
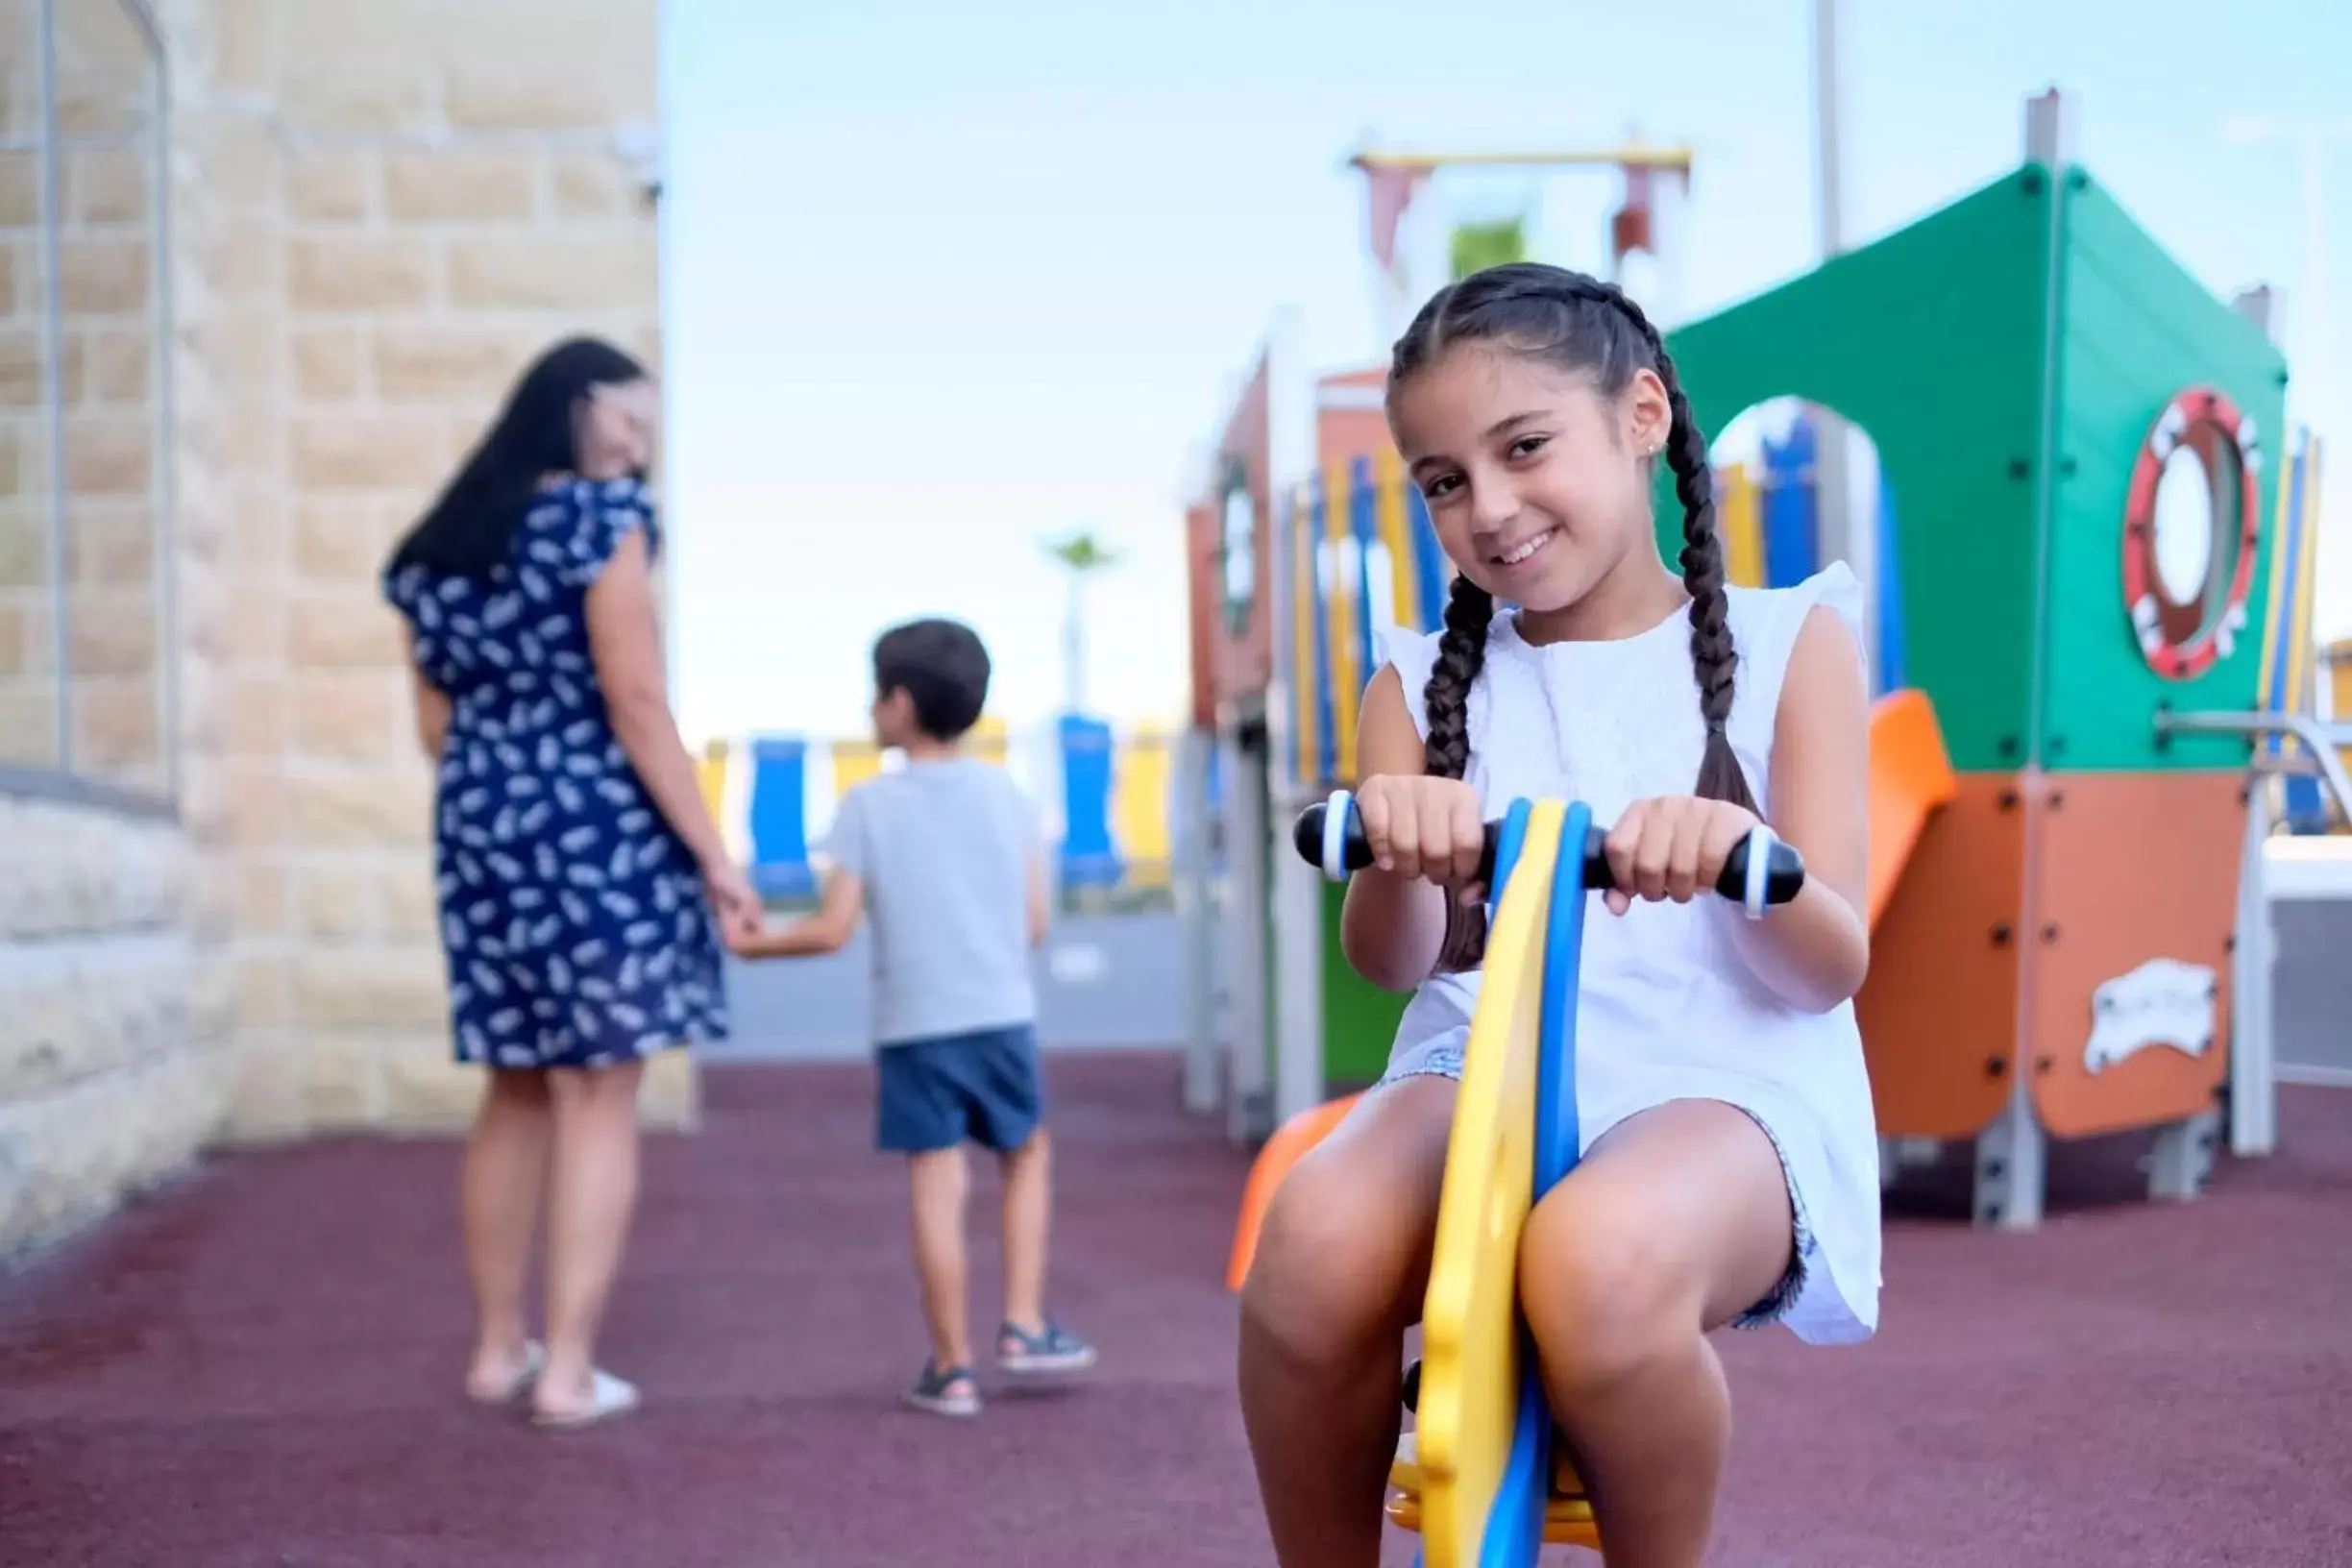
top-left (874, 1024), bottom-right (1044, 1155)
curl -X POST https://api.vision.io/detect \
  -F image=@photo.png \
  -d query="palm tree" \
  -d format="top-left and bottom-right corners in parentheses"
top-left (1043, 527), bottom-right (1121, 714)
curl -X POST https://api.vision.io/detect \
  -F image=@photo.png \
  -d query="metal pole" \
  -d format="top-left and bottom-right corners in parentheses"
top-left (2224, 283), bottom-right (2286, 1159)
top-left (1809, 0), bottom-right (1868, 680)
top-left (2221, 115), bottom-right (2352, 421)
top-left (2294, 124), bottom-right (2335, 424)
top-left (1225, 734), bottom-right (1270, 1145)
top-left (1969, 87), bottom-right (2081, 1234)
top-left (1177, 726), bottom-right (1220, 1116)
top-left (2231, 775), bottom-right (2277, 1156)
top-left (1812, 0), bottom-right (1845, 260)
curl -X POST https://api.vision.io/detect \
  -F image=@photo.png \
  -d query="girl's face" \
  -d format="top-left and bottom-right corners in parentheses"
top-left (1386, 344), bottom-right (1671, 616)
top-left (576, 377), bottom-right (659, 480)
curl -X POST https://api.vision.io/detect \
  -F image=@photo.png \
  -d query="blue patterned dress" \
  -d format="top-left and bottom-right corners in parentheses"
top-left (382, 478), bottom-right (729, 1070)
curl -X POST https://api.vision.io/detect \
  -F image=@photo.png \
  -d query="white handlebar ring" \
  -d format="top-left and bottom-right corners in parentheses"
top-left (1741, 823), bottom-right (1776, 920)
top-left (1321, 791), bottom-right (1354, 883)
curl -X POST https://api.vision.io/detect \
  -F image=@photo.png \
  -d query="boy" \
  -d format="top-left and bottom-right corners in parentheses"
top-left (727, 617), bottom-right (1096, 1417)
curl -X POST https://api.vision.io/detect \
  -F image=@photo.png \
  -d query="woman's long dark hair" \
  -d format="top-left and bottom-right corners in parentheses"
top-left (385, 336), bottom-right (649, 578)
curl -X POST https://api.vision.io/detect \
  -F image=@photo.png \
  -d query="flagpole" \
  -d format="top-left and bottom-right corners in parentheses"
top-left (1813, 0), bottom-right (1846, 260)
top-left (1810, 0), bottom-right (1873, 685)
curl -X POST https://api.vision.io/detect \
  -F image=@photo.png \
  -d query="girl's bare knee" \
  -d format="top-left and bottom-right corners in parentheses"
top-left (1240, 1150), bottom-right (1421, 1370)
top-left (1519, 1183), bottom-right (1698, 1403)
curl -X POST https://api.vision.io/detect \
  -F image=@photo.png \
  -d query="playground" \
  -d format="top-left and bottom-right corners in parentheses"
top-left (8, 32), bottom-right (2352, 1565)
top-left (3, 1054), bottom-right (2347, 1566)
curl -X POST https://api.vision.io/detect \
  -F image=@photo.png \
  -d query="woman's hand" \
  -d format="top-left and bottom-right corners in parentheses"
top-left (1600, 796), bottom-right (1762, 917)
top-left (1354, 772), bottom-right (1488, 905)
top-left (701, 860), bottom-right (765, 945)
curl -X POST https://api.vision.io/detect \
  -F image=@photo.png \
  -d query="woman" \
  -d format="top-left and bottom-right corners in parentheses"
top-left (381, 336), bottom-right (762, 1429)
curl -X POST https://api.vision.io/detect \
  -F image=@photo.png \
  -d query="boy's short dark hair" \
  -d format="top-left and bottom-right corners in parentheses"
top-left (872, 617), bottom-right (991, 741)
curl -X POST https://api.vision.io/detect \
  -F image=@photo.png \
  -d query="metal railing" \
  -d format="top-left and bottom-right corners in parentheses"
top-left (0, 0), bottom-right (175, 809)
top-left (2151, 708), bottom-right (2352, 823)
top-left (2151, 706), bottom-right (2352, 1162)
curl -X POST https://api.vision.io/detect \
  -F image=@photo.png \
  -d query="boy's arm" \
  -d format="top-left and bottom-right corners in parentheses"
top-left (730, 786), bottom-right (868, 959)
top-left (1021, 783), bottom-right (1051, 948)
top-left (1026, 845), bottom-right (1050, 949)
top-left (733, 866), bottom-right (864, 958)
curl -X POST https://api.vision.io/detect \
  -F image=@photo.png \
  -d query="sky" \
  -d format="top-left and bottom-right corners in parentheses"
top-left (658, 0), bottom-right (2352, 748)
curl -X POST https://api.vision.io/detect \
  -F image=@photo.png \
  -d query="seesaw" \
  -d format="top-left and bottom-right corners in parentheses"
top-left (1288, 792), bottom-right (1804, 1566)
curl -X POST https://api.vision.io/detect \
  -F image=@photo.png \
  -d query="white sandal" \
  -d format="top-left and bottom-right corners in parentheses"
top-left (467, 1340), bottom-right (547, 1406)
top-left (531, 1367), bottom-right (640, 1431)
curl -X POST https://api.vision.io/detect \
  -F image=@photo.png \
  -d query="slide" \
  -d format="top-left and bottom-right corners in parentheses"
top-left (1226, 1091), bottom-right (1360, 1291)
top-left (1225, 691), bottom-right (1955, 1292)
top-left (1864, 690), bottom-right (1956, 928)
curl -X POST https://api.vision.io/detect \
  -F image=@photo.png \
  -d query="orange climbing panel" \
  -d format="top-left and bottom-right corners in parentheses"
top-left (2023, 771), bottom-right (2242, 1140)
top-left (1857, 772), bottom-right (2031, 1139)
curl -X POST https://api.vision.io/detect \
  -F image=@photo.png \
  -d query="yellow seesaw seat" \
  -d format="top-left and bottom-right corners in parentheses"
top-left (1386, 1432), bottom-right (1597, 1542)
top-left (1390, 799), bottom-right (1602, 1559)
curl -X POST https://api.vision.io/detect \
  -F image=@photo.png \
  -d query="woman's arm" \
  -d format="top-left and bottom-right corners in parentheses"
top-left (404, 627), bottom-right (452, 761)
top-left (583, 527), bottom-right (733, 874)
top-left (1729, 603), bottom-right (1873, 1012)
top-left (1337, 666), bottom-right (1458, 992)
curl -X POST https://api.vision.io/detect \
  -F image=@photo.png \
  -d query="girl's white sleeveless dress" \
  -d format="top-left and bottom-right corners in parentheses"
top-left (1375, 564), bottom-right (1881, 1346)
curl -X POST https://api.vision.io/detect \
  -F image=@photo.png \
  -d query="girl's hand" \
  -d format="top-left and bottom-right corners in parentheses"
top-left (1601, 796), bottom-right (1762, 916)
top-left (1355, 773), bottom-right (1487, 903)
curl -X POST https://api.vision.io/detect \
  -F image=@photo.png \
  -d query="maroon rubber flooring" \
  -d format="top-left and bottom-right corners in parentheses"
top-left (2, 1053), bottom-right (2348, 1567)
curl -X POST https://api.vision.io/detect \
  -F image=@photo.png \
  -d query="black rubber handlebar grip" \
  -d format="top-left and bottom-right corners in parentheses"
top-left (1291, 796), bottom-right (1805, 907)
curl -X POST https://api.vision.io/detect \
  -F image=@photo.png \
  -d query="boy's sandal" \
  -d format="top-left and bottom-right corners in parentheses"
top-left (996, 1319), bottom-right (1097, 1376)
top-left (904, 1361), bottom-right (982, 1418)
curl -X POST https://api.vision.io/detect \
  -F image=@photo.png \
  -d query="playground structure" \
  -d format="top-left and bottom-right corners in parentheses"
top-left (690, 716), bottom-right (1189, 904)
top-left (1180, 88), bottom-right (2340, 1242)
top-left (1350, 137), bottom-right (1695, 344)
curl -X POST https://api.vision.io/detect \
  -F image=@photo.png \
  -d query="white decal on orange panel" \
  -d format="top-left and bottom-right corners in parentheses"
top-left (2084, 958), bottom-right (2218, 1073)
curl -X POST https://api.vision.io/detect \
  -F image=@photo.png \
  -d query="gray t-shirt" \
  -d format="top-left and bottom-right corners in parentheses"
top-left (826, 757), bottom-right (1041, 1047)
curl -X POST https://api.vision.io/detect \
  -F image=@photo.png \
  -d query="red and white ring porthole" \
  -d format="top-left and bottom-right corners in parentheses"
top-left (2122, 385), bottom-right (2262, 681)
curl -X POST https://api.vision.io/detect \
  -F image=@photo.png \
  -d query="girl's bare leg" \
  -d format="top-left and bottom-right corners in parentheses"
top-left (1518, 1099), bottom-right (1796, 1568)
top-left (1237, 1075), bottom-right (1456, 1568)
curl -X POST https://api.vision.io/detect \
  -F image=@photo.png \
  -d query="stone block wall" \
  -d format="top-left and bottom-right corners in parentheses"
top-left (204, 0), bottom-right (679, 1136)
top-left (0, 0), bottom-right (218, 1261)
top-left (0, 792), bottom-right (229, 1252)
top-left (2, 0), bottom-right (689, 1260)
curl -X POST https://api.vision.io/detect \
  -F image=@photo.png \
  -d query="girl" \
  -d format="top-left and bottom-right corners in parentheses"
top-left (1236, 264), bottom-right (1881, 1568)
top-left (382, 337), bottom-right (763, 1430)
